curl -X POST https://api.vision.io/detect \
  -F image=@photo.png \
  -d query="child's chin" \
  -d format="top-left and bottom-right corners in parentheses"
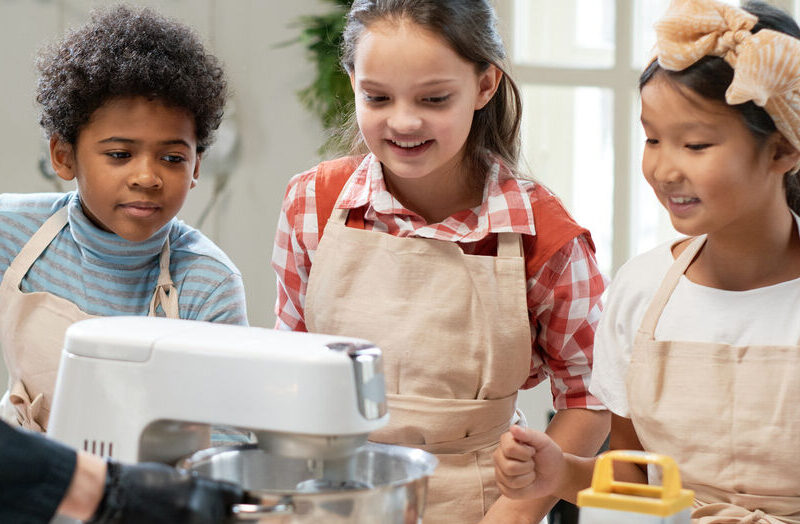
top-left (115, 228), bottom-right (160, 242)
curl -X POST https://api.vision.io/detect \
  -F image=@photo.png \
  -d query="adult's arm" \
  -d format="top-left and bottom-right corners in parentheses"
top-left (0, 419), bottom-right (77, 524)
top-left (0, 420), bottom-right (252, 524)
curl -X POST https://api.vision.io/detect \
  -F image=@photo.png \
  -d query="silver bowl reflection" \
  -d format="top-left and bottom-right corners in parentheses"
top-left (178, 441), bottom-right (437, 523)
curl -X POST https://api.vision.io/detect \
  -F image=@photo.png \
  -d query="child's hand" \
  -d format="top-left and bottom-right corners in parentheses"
top-left (493, 425), bottom-right (565, 500)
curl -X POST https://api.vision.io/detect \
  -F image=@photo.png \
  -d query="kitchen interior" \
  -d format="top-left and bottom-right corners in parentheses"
top-left (1, 0), bottom-right (798, 523)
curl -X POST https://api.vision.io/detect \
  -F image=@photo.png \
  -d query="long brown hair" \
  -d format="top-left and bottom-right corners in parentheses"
top-left (339, 0), bottom-right (522, 188)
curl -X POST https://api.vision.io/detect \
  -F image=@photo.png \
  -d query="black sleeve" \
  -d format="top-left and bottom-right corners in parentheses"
top-left (0, 420), bottom-right (77, 524)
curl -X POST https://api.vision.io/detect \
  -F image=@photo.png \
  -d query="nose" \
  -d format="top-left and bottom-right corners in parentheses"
top-left (128, 158), bottom-right (163, 190)
top-left (387, 102), bottom-right (423, 135)
top-left (644, 146), bottom-right (683, 187)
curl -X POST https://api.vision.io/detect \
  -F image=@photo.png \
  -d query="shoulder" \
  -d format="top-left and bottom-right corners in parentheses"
top-left (0, 192), bottom-right (71, 222)
top-left (609, 239), bottom-right (677, 304)
top-left (504, 176), bottom-right (592, 275)
top-left (590, 239), bottom-right (678, 416)
top-left (0, 192), bottom-right (72, 247)
top-left (281, 156), bottom-right (365, 214)
top-left (495, 169), bottom-right (562, 208)
top-left (168, 221), bottom-right (247, 323)
top-left (494, 167), bottom-right (585, 237)
top-left (280, 165), bottom-right (320, 224)
top-left (285, 165), bottom-right (320, 198)
top-left (597, 239), bottom-right (679, 367)
top-left (168, 220), bottom-right (241, 276)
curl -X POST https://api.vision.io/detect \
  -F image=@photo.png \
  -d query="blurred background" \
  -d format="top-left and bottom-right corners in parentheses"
top-left (0, 0), bottom-right (796, 435)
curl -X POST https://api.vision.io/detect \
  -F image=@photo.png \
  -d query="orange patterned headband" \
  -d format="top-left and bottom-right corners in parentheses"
top-left (654, 0), bottom-right (800, 163)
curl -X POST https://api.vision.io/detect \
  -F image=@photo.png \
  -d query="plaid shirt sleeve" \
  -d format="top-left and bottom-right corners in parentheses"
top-left (271, 168), bottom-right (320, 332)
top-left (523, 234), bottom-right (606, 410)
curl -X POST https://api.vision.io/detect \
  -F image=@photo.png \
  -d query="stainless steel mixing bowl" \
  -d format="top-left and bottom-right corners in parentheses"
top-left (178, 442), bottom-right (437, 523)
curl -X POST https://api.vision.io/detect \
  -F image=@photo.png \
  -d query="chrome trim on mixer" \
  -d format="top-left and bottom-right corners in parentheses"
top-left (325, 342), bottom-right (387, 421)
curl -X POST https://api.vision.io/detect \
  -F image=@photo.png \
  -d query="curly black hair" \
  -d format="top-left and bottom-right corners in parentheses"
top-left (36, 5), bottom-right (227, 152)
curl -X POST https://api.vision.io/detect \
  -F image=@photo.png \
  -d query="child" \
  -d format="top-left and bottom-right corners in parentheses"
top-left (271, 1), bottom-right (609, 522)
top-left (0, 6), bottom-right (247, 434)
top-left (494, 1), bottom-right (800, 521)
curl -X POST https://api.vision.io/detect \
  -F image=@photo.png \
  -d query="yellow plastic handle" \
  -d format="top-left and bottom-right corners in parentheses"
top-left (591, 450), bottom-right (682, 499)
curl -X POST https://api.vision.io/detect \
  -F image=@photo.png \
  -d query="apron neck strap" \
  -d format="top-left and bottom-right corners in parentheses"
top-left (639, 236), bottom-right (706, 337)
top-left (148, 242), bottom-right (179, 318)
top-left (5, 207), bottom-right (69, 286)
top-left (329, 206), bottom-right (350, 225)
top-left (497, 232), bottom-right (523, 257)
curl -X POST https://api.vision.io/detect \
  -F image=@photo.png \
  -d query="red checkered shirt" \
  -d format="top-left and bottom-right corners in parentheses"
top-left (271, 154), bottom-right (606, 410)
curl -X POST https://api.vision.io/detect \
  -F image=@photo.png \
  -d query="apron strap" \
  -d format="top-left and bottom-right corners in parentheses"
top-left (497, 232), bottom-right (523, 257)
top-left (370, 392), bottom-right (517, 454)
top-left (147, 242), bottom-right (180, 318)
top-left (638, 236), bottom-right (706, 338)
top-left (4, 207), bottom-right (68, 287)
top-left (9, 381), bottom-right (45, 432)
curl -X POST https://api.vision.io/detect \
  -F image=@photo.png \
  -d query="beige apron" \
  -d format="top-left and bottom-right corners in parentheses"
top-left (627, 236), bottom-right (800, 524)
top-left (305, 191), bottom-right (533, 523)
top-left (0, 206), bottom-right (179, 432)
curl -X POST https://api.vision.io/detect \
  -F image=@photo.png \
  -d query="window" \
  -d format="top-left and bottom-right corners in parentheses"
top-left (494, 0), bottom-right (793, 276)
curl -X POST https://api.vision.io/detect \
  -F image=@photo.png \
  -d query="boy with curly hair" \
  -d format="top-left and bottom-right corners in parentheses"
top-left (0, 5), bottom-right (247, 433)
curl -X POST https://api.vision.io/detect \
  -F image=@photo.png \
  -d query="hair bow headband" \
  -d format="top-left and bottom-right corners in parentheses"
top-left (655, 0), bottom-right (800, 162)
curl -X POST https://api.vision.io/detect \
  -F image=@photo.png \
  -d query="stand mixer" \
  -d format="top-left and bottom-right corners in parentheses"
top-left (48, 316), bottom-right (388, 464)
top-left (46, 317), bottom-right (436, 523)
top-left (48, 317), bottom-right (388, 463)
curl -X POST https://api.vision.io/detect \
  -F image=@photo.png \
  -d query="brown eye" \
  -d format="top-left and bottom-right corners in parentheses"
top-left (364, 94), bottom-right (389, 103)
top-left (106, 151), bottom-right (130, 159)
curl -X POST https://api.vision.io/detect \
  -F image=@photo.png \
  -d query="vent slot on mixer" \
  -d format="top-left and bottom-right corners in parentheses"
top-left (83, 439), bottom-right (114, 458)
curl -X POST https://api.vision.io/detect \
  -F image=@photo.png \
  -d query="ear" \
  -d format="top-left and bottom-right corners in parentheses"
top-left (50, 136), bottom-right (76, 181)
top-left (349, 72), bottom-right (356, 93)
top-left (770, 133), bottom-right (800, 176)
top-left (474, 64), bottom-right (503, 111)
top-left (191, 152), bottom-right (202, 189)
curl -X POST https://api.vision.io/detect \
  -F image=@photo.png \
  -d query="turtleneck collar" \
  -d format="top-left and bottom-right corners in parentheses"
top-left (66, 192), bottom-right (172, 270)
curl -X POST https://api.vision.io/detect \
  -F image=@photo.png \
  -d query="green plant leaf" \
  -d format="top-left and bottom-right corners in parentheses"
top-left (290, 1), bottom-right (354, 154)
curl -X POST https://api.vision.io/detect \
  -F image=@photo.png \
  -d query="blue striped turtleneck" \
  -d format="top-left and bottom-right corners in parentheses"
top-left (68, 194), bottom-right (171, 270)
top-left (0, 191), bottom-right (247, 324)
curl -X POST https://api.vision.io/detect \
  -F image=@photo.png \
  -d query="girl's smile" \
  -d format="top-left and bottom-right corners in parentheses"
top-left (350, 20), bottom-right (499, 189)
top-left (665, 195), bottom-right (701, 217)
top-left (386, 138), bottom-right (434, 156)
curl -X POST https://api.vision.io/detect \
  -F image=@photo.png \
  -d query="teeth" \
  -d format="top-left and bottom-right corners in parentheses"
top-left (391, 139), bottom-right (427, 148)
top-left (670, 196), bottom-right (698, 204)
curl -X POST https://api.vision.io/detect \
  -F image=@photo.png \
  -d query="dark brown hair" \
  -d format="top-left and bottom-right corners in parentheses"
top-left (36, 5), bottom-right (227, 152)
top-left (339, 0), bottom-right (522, 188)
top-left (640, 1), bottom-right (800, 213)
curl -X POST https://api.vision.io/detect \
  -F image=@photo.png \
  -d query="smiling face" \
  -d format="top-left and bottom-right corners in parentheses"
top-left (350, 19), bottom-right (499, 186)
top-left (51, 96), bottom-right (200, 242)
top-left (640, 75), bottom-right (792, 238)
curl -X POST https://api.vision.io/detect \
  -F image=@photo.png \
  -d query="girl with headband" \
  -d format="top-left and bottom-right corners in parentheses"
top-left (493, 1), bottom-right (800, 522)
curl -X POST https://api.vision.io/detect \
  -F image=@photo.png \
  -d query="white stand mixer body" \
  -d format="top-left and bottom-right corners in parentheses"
top-left (47, 317), bottom-right (388, 463)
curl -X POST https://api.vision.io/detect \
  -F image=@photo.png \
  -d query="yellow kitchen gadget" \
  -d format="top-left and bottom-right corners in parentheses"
top-left (577, 450), bottom-right (694, 524)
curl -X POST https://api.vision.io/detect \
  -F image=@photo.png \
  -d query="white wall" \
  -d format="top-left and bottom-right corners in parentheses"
top-left (0, 0), bottom-right (329, 384)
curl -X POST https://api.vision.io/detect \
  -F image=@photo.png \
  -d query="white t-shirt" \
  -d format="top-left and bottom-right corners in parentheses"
top-left (589, 219), bottom-right (800, 417)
